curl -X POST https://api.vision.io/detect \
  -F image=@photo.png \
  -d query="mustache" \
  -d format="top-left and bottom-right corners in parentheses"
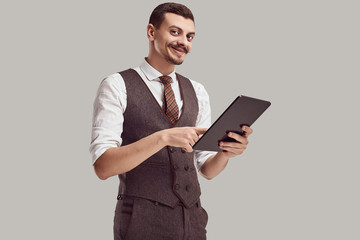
top-left (168, 44), bottom-right (189, 54)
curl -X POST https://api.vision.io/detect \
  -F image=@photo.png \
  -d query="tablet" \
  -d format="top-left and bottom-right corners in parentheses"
top-left (193, 95), bottom-right (271, 151)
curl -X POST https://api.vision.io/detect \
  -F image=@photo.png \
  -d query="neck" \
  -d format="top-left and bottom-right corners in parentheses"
top-left (146, 53), bottom-right (175, 76)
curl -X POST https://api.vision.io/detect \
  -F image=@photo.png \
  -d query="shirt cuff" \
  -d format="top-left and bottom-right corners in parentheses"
top-left (194, 150), bottom-right (216, 171)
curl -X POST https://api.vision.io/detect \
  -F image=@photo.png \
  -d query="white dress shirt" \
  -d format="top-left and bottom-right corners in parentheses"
top-left (90, 59), bottom-right (215, 170)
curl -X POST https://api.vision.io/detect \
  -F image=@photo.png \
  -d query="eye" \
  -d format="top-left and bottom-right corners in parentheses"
top-left (171, 30), bottom-right (179, 35)
top-left (187, 35), bottom-right (194, 41)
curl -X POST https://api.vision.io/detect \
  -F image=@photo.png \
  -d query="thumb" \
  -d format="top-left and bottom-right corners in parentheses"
top-left (195, 127), bottom-right (208, 135)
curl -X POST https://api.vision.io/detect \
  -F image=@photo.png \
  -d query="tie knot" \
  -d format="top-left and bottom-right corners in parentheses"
top-left (160, 76), bottom-right (172, 85)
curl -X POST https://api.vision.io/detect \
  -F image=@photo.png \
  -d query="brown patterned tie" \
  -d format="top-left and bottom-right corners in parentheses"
top-left (160, 75), bottom-right (179, 124)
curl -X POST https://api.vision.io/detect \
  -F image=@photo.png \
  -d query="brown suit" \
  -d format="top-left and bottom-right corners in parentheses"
top-left (113, 69), bottom-right (208, 240)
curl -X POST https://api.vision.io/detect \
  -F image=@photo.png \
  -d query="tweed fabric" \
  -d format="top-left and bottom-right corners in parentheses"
top-left (114, 196), bottom-right (208, 240)
top-left (118, 69), bottom-right (200, 208)
top-left (114, 69), bottom-right (206, 239)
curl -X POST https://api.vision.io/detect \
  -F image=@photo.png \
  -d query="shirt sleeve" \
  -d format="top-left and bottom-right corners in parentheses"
top-left (89, 73), bottom-right (127, 165)
top-left (190, 80), bottom-right (217, 171)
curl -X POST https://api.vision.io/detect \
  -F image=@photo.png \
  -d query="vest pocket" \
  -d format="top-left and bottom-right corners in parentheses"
top-left (141, 161), bottom-right (168, 169)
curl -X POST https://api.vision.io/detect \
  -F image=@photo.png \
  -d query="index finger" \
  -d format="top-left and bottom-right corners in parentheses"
top-left (194, 128), bottom-right (208, 135)
top-left (242, 126), bottom-right (253, 136)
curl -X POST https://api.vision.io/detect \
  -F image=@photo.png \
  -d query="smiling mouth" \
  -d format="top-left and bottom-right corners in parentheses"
top-left (169, 45), bottom-right (188, 56)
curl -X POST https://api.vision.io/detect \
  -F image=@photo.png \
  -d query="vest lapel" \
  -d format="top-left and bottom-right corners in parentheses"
top-left (130, 69), bottom-right (185, 126)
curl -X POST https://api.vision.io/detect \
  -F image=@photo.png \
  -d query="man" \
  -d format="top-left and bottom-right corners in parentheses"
top-left (90, 3), bottom-right (252, 240)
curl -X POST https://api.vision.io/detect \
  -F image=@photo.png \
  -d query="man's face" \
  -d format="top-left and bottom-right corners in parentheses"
top-left (151, 13), bottom-right (195, 65)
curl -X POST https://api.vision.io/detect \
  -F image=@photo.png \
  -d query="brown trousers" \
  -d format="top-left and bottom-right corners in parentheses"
top-left (114, 196), bottom-right (208, 240)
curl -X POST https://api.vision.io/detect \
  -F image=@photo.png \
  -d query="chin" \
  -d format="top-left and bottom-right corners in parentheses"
top-left (166, 56), bottom-right (185, 65)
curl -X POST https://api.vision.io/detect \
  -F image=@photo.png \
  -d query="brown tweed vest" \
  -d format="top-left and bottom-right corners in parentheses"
top-left (117, 69), bottom-right (201, 208)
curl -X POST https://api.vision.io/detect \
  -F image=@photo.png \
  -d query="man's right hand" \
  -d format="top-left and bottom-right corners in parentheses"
top-left (157, 127), bottom-right (207, 152)
top-left (94, 127), bottom-right (207, 180)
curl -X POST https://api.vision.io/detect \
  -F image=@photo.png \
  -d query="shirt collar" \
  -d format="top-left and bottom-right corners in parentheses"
top-left (140, 58), bottom-right (177, 82)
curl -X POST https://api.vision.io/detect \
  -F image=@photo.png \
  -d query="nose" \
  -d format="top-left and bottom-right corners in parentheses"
top-left (177, 34), bottom-right (190, 49)
top-left (177, 34), bottom-right (189, 47)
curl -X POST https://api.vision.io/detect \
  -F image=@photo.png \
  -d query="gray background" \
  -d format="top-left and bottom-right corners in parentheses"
top-left (1, 0), bottom-right (359, 239)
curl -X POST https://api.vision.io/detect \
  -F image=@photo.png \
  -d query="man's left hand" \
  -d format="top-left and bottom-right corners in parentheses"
top-left (218, 125), bottom-right (253, 158)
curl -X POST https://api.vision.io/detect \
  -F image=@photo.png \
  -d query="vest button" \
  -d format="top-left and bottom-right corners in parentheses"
top-left (174, 184), bottom-right (180, 190)
top-left (170, 147), bottom-right (175, 153)
top-left (154, 201), bottom-right (159, 206)
top-left (185, 185), bottom-right (191, 191)
top-left (184, 165), bottom-right (189, 171)
top-left (173, 164), bottom-right (179, 170)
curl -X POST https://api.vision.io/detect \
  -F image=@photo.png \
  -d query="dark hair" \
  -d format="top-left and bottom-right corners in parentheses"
top-left (149, 2), bottom-right (194, 29)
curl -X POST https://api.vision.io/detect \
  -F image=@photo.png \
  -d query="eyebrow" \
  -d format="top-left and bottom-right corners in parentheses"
top-left (168, 25), bottom-right (196, 36)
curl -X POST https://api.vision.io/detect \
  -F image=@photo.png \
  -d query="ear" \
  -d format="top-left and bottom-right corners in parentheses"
top-left (147, 24), bottom-right (155, 41)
